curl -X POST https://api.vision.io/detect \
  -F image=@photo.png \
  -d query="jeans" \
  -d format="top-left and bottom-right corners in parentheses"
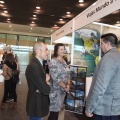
top-left (29, 116), bottom-right (43, 120)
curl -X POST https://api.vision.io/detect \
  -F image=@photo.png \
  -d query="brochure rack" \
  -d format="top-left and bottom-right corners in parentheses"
top-left (65, 65), bottom-right (87, 114)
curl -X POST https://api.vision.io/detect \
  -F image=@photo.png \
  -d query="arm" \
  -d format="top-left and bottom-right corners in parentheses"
top-left (26, 63), bottom-right (50, 95)
top-left (86, 55), bottom-right (116, 114)
top-left (49, 59), bottom-right (70, 91)
top-left (2, 64), bottom-right (7, 78)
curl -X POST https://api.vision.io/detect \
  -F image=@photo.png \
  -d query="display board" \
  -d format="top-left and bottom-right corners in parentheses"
top-left (65, 65), bottom-right (87, 114)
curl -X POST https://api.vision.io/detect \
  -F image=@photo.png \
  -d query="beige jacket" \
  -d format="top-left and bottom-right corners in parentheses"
top-left (2, 64), bottom-right (13, 80)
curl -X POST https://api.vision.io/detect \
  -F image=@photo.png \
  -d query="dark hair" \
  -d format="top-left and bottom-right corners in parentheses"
top-left (101, 33), bottom-right (118, 47)
top-left (53, 43), bottom-right (65, 57)
top-left (4, 53), bottom-right (15, 64)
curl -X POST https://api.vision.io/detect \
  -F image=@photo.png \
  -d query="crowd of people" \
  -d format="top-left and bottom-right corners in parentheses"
top-left (0, 33), bottom-right (120, 120)
top-left (0, 47), bottom-right (20, 109)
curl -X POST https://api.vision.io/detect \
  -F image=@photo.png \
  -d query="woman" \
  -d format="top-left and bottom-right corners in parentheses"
top-left (48, 43), bottom-right (70, 120)
top-left (0, 53), bottom-right (17, 109)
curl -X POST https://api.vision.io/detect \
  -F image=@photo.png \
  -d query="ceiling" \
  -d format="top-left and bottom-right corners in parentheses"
top-left (0, 0), bottom-right (120, 35)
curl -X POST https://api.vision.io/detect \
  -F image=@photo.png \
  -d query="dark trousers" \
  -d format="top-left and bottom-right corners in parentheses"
top-left (94, 114), bottom-right (119, 120)
top-left (10, 82), bottom-right (17, 102)
top-left (2, 80), bottom-right (11, 103)
top-left (29, 116), bottom-right (43, 120)
top-left (48, 111), bottom-right (59, 120)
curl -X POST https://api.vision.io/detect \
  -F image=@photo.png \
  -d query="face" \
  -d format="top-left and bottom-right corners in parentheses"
top-left (100, 39), bottom-right (109, 53)
top-left (37, 43), bottom-right (49, 60)
top-left (57, 46), bottom-right (66, 57)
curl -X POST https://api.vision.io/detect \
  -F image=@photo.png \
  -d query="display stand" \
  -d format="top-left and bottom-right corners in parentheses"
top-left (65, 65), bottom-right (87, 114)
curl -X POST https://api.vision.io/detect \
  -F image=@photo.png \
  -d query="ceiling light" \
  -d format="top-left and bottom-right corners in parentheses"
top-left (33, 15), bottom-right (37, 17)
top-left (11, 29), bottom-right (13, 30)
top-left (30, 31), bottom-right (31, 32)
top-left (66, 12), bottom-right (71, 14)
top-left (0, 4), bottom-right (3, 7)
top-left (51, 15), bottom-right (54, 16)
top-left (7, 18), bottom-right (10, 21)
top-left (79, 0), bottom-right (84, 3)
top-left (36, 6), bottom-right (40, 9)
top-left (54, 24), bottom-right (57, 26)
top-left (48, 33), bottom-right (49, 34)
top-left (30, 28), bottom-right (32, 29)
top-left (51, 30), bottom-right (53, 32)
top-left (4, 10), bottom-right (8, 13)
top-left (32, 21), bottom-right (35, 24)
top-left (92, 2), bottom-right (97, 6)
top-left (59, 19), bottom-right (63, 21)
top-left (0, 1), bottom-right (4, 3)
top-left (116, 21), bottom-right (120, 24)
top-left (9, 25), bottom-right (11, 27)
top-left (78, 3), bottom-right (85, 7)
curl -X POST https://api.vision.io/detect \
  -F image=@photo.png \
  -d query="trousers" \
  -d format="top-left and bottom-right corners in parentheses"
top-left (94, 114), bottom-right (119, 120)
top-left (29, 116), bottom-right (43, 120)
top-left (48, 111), bottom-right (59, 120)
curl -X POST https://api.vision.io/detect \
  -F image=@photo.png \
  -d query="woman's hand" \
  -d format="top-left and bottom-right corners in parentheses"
top-left (65, 84), bottom-right (70, 93)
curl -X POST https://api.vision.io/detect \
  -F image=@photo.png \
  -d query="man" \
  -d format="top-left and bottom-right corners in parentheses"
top-left (85, 33), bottom-right (120, 120)
top-left (25, 42), bottom-right (50, 120)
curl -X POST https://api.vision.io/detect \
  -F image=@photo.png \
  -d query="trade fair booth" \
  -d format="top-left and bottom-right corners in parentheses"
top-left (51, 0), bottom-right (120, 114)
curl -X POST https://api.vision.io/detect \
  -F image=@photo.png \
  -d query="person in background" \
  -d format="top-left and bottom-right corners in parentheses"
top-left (25, 42), bottom-right (50, 120)
top-left (85, 33), bottom-right (120, 120)
top-left (14, 54), bottom-right (18, 62)
top-left (0, 53), bottom-right (17, 109)
top-left (48, 43), bottom-right (70, 120)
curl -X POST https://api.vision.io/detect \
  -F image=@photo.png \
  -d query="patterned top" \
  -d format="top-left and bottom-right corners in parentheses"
top-left (49, 58), bottom-right (70, 112)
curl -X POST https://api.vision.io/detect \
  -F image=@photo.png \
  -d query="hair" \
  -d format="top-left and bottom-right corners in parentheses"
top-left (5, 46), bottom-right (12, 53)
top-left (4, 53), bottom-right (15, 63)
top-left (53, 43), bottom-right (65, 57)
top-left (101, 33), bottom-right (118, 47)
top-left (33, 42), bottom-right (43, 55)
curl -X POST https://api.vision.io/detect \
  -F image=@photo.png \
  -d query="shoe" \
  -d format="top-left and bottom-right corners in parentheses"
top-left (6, 99), bottom-right (14, 103)
top-left (0, 103), bottom-right (5, 109)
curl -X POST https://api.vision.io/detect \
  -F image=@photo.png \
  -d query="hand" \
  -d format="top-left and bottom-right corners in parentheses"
top-left (65, 84), bottom-right (70, 93)
top-left (85, 110), bottom-right (93, 117)
top-left (46, 74), bottom-right (50, 85)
